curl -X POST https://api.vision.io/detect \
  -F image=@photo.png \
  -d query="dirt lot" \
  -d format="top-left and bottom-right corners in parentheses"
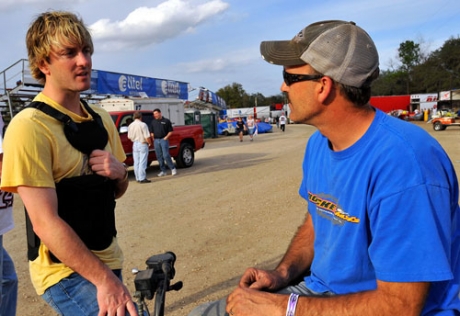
top-left (5, 121), bottom-right (460, 315)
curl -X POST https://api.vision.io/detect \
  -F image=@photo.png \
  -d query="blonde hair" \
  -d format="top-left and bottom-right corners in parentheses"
top-left (26, 11), bottom-right (94, 84)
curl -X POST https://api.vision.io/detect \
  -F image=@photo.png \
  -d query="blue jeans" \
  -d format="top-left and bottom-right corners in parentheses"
top-left (42, 270), bottom-right (144, 316)
top-left (133, 141), bottom-right (149, 181)
top-left (154, 139), bottom-right (175, 172)
top-left (0, 235), bottom-right (18, 316)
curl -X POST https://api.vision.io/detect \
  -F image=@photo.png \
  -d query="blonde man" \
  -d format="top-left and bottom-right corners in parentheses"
top-left (1, 11), bottom-right (136, 315)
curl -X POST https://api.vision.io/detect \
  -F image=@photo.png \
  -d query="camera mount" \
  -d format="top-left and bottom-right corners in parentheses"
top-left (134, 252), bottom-right (183, 316)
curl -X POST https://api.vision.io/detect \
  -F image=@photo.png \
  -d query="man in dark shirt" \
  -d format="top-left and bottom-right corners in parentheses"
top-left (149, 109), bottom-right (177, 176)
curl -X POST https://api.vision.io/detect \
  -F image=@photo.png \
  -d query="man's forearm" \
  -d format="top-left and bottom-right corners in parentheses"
top-left (293, 280), bottom-right (428, 316)
top-left (276, 213), bottom-right (315, 283)
top-left (40, 217), bottom-right (114, 285)
top-left (114, 172), bottom-right (128, 198)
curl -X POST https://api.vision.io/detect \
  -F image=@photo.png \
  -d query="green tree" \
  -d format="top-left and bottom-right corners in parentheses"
top-left (371, 37), bottom-right (460, 96)
top-left (247, 93), bottom-right (266, 108)
top-left (398, 40), bottom-right (422, 93)
top-left (431, 36), bottom-right (460, 90)
top-left (410, 36), bottom-right (460, 93)
top-left (216, 83), bottom-right (246, 109)
top-left (398, 40), bottom-right (421, 72)
top-left (216, 82), bottom-right (286, 109)
top-left (372, 69), bottom-right (407, 96)
top-left (266, 93), bottom-right (285, 105)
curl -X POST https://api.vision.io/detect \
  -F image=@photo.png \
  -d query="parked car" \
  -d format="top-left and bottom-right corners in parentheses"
top-left (111, 110), bottom-right (205, 168)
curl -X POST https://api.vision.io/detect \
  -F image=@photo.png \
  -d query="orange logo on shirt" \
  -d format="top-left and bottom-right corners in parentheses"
top-left (308, 192), bottom-right (360, 225)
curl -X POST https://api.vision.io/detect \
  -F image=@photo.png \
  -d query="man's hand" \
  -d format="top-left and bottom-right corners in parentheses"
top-left (226, 287), bottom-right (286, 316)
top-left (224, 268), bottom-right (289, 316)
top-left (239, 267), bottom-right (287, 291)
top-left (97, 273), bottom-right (138, 316)
top-left (89, 149), bottom-right (128, 198)
top-left (89, 149), bottom-right (126, 181)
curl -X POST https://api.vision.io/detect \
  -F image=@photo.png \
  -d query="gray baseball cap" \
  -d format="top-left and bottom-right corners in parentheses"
top-left (260, 20), bottom-right (379, 88)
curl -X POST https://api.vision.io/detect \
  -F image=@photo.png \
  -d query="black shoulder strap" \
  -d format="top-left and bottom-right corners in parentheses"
top-left (27, 99), bottom-right (105, 132)
top-left (27, 99), bottom-right (109, 155)
top-left (80, 99), bottom-right (106, 130)
top-left (27, 101), bottom-right (78, 132)
top-left (25, 209), bottom-right (40, 261)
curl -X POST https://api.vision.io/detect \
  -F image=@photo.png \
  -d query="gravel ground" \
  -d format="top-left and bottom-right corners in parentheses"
top-left (6, 121), bottom-right (460, 315)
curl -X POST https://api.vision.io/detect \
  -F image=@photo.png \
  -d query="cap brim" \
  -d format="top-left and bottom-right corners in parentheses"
top-left (260, 40), bottom-right (305, 66)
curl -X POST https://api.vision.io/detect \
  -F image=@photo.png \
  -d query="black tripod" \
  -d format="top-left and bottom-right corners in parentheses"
top-left (133, 252), bottom-right (183, 316)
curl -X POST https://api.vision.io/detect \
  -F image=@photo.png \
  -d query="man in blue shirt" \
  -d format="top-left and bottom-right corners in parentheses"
top-left (189, 20), bottom-right (460, 316)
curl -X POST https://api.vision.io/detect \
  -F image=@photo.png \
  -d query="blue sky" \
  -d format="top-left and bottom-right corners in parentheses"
top-left (0, 0), bottom-right (459, 100)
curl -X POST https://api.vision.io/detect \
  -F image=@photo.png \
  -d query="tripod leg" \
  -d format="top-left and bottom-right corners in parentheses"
top-left (153, 287), bottom-right (166, 316)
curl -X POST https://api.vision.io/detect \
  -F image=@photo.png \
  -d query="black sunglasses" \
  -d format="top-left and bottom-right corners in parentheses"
top-left (283, 69), bottom-right (322, 86)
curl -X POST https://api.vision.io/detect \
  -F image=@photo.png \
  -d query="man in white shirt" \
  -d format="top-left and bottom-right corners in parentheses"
top-left (128, 112), bottom-right (152, 183)
top-left (279, 113), bottom-right (286, 132)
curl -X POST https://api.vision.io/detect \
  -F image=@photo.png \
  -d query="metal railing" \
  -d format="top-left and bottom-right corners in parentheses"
top-left (0, 59), bottom-right (43, 119)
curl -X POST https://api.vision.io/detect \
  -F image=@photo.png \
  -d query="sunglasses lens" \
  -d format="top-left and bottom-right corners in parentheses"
top-left (283, 70), bottom-right (293, 86)
top-left (283, 70), bottom-right (321, 86)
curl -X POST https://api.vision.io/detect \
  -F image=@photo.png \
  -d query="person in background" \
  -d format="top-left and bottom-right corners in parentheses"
top-left (149, 108), bottom-right (177, 176)
top-left (128, 112), bottom-right (152, 183)
top-left (188, 20), bottom-right (460, 316)
top-left (125, 117), bottom-right (134, 126)
top-left (279, 112), bottom-right (286, 132)
top-left (1, 11), bottom-right (137, 315)
top-left (246, 115), bottom-right (257, 141)
top-left (0, 115), bottom-right (17, 316)
top-left (235, 117), bottom-right (246, 142)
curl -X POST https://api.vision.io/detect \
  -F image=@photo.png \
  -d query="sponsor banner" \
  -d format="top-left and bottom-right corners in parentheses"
top-left (440, 90), bottom-right (460, 101)
top-left (198, 89), bottom-right (227, 109)
top-left (95, 70), bottom-right (188, 99)
top-left (410, 93), bottom-right (438, 103)
top-left (440, 91), bottom-right (451, 101)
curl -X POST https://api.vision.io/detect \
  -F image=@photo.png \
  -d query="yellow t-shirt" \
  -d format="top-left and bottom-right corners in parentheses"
top-left (1, 93), bottom-right (126, 295)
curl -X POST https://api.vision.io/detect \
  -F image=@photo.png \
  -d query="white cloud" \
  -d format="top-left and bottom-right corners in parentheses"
top-left (90, 0), bottom-right (229, 51)
top-left (179, 48), bottom-right (257, 74)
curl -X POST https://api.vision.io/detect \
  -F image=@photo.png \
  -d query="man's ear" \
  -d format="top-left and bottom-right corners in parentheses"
top-left (38, 59), bottom-right (50, 76)
top-left (317, 76), bottom-right (336, 105)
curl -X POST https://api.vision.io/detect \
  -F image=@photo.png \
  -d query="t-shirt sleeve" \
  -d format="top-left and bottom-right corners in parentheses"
top-left (369, 184), bottom-right (454, 282)
top-left (1, 112), bottom-right (55, 192)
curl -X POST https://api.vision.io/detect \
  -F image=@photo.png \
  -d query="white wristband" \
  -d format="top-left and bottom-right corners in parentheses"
top-left (286, 293), bottom-right (299, 316)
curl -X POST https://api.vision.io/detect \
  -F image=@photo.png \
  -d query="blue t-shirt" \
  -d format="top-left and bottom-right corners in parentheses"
top-left (300, 109), bottom-right (460, 314)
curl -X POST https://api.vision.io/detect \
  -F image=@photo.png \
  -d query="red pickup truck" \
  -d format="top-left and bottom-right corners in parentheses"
top-left (110, 110), bottom-right (205, 168)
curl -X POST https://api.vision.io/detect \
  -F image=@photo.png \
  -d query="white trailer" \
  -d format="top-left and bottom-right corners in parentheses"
top-left (410, 93), bottom-right (438, 111)
top-left (99, 97), bottom-right (185, 125)
top-left (224, 106), bottom-right (271, 120)
top-left (439, 90), bottom-right (460, 109)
